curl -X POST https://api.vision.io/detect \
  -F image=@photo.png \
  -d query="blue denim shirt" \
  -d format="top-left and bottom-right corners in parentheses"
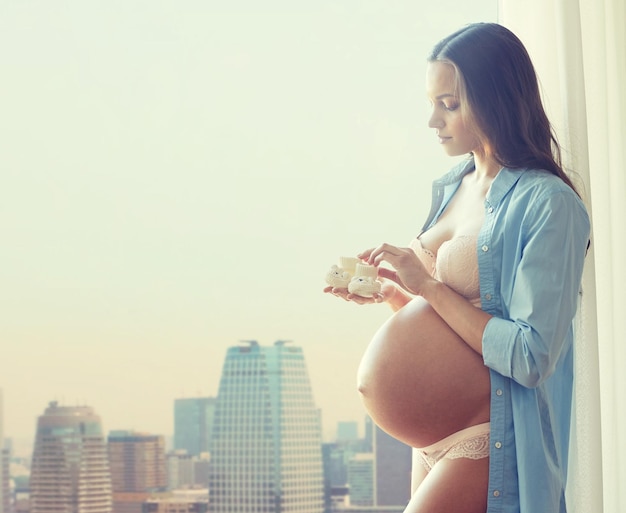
top-left (421, 158), bottom-right (590, 513)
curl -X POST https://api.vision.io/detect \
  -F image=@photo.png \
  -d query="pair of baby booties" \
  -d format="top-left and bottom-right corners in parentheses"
top-left (325, 256), bottom-right (382, 298)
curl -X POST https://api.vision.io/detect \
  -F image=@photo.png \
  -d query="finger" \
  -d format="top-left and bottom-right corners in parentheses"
top-left (369, 243), bottom-right (402, 266)
top-left (364, 244), bottom-right (384, 264)
top-left (378, 267), bottom-right (413, 293)
top-left (331, 288), bottom-right (352, 302)
top-left (357, 248), bottom-right (375, 260)
top-left (349, 293), bottom-right (380, 305)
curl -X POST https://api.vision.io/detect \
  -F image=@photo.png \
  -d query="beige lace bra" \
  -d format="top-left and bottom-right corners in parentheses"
top-left (410, 235), bottom-right (481, 307)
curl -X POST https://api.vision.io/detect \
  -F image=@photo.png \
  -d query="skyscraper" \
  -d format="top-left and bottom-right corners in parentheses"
top-left (0, 389), bottom-right (4, 513)
top-left (208, 341), bottom-right (324, 512)
top-left (347, 453), bottom-right (374, 506)
top-left (108, 431), bottom-right (167, 513)
top-left (166, 450), bottom-right (194, 491)
top-left (29, 402), bottom-right (113, 513)
top-left (173, 398), bottom-right (216, 457)
top-left (336, 421), bottom-right (358, 443)
top-left (1, 448), bottom-right (9, 513)
top-left (374, 426), bottom-right (411, 507)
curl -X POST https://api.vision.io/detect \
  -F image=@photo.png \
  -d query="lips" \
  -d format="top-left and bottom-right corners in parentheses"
top-left (436, 131), bottom-right (451, 143)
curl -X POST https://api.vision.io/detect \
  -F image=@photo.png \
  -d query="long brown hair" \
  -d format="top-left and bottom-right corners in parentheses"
top-left (428, 23), bottom-right (579, 195)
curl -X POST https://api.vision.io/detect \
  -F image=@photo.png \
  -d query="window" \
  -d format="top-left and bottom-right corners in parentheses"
top-left (2, 0), bottom-right (497, 509)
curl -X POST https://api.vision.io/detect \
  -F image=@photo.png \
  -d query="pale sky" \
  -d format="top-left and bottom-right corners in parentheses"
top-left (0, 0), bottom-right (496, 453)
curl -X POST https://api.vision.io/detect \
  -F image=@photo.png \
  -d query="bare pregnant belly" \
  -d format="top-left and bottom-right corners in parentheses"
top-left (357, 297), bottom-right (491, 448)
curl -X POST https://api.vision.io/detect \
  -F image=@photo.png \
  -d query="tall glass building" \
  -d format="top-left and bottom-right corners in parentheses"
top-left (29, 402), bottom-right (113, 513)
top-left (208, 341), bottom-right (324, 512)
top-left (173, 397), bottom-right (216, 456)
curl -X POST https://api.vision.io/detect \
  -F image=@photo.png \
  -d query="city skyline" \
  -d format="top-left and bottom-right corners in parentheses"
top-left (7, 392), bottom-right (413, 512)
top-left (6, 350), bottom-right (413, 511)
top-left (0, 1), bottom-right (497, 449)
top-left (7, 398), bottom-right (382, 459)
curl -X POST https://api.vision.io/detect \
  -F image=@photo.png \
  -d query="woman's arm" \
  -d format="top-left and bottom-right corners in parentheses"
top-left (420, 278), bottom-right (491, 354)
top-left (380, 281), bottom-right (412, 312)
top-left (373, 251), bottom-right (491, 355)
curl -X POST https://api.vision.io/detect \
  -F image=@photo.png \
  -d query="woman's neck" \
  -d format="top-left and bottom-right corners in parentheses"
top-left (472, 152), bottom-right (502, 182)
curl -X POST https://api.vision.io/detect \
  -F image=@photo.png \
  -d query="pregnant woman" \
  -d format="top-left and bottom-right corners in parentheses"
top-left (326, 23), bottom-right (590, 513)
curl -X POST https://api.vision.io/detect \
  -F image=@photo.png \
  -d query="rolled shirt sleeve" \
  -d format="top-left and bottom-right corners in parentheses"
top-left (482, 183), bottom-right (590, 387)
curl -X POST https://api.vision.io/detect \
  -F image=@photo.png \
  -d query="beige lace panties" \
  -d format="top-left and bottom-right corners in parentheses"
top-left (415, 422), bottom-right (490, 471)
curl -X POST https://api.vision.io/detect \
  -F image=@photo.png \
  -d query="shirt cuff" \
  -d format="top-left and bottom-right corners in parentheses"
top-left (482, 316), bottom-right (515, 378)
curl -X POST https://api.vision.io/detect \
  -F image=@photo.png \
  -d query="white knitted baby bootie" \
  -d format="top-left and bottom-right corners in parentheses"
top-left (325, 257), bottom-right (360, 288)
top-left (348, 263), bottom-right (382, 298)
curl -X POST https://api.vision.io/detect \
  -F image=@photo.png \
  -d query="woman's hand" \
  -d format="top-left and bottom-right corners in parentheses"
top-left (359, 243), bottom-right (436, 296)
top-left (323, 284), bottom-right (388, 305)
top-left (323, 252), bottom-right (413, 311)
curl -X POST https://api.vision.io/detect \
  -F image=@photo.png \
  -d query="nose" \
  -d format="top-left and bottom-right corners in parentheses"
top-left (428, 107), bottom-right (444, 129)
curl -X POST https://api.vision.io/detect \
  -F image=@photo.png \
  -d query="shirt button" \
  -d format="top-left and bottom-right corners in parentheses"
top-left (484, 293), bottom-right (492, 301)
top-left (495, 441), bottom-right (502, 449)
top-left (487, 207), bottom-right (494, 213)
top-left (496, 389), bottom-right (503, 396)
top-left (493, 490), bottom-right (501, 498)
top-left (481, 245), bottom-right (489, 252)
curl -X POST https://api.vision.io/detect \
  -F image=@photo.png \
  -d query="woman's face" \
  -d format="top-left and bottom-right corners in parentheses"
top-left (426, 61), bottom-right (480, 157)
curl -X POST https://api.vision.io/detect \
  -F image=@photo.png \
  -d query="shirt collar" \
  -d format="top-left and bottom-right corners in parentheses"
top-left (435, 156), bottom-right (526, 205)
top-left (486, 166), bottom-right (526, 208)
top-left (432, 157), bottom-right (475, 187)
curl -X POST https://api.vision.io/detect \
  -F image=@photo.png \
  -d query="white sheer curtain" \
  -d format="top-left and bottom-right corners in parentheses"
top-left (499, 1), bottom-right (626, 512)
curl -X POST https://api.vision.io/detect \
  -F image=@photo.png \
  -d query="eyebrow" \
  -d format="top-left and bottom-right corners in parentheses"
top-left (435, 93), bottom-right (456, 100)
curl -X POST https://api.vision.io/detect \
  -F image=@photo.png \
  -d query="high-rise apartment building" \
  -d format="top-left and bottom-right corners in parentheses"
top-left (166, 450), bottom-right (209, 490)
top-left (208, 341), bottom-right (324, 512)
top-left (29, 402), bottom-right (113, 513)
top-left (2, 448), bottom-right (10, 513)
top-left (173, 398), bottom-right (216, 457)
top-left (108, 431), bottom-right (167, 492)
top-left (374, 426), bottom-right (411, 507)
top-left (107, 431), bottom-right (167, 513)
top-left (166, 451), bottom-right (194, 491)
top-left (322, 435), bottom-right (370, 512)
top-left (347, 453), bottom-right (374, 506)
top-left (0, 389), bottom-right (4, 513)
